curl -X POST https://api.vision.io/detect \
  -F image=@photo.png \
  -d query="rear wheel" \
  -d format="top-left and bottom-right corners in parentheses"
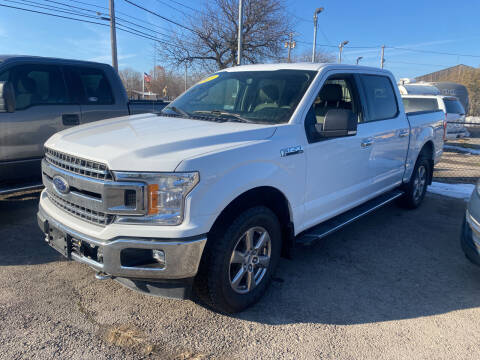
top-left (194, 206), bottom-right (281, 313)
top-left (398, 154), bottom-right (430, 209)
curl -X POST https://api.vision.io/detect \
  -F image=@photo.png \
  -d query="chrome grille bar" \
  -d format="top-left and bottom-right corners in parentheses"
top-left (48, 191), bottom-right (115, 226)
top-left (44, 147), bottom-right (112, 180)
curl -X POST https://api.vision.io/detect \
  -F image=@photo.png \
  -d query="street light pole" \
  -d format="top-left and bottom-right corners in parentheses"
top-left (380, 45), bottom-right (385, 69)
top-left (312, 7), bottom-right (324, 63)
top-left (356, 56), bottom-right (363, 65)
top-left (109, 0), bottom-right (118, 71)
top-left (338, 40), bottom-right (349, 64)
top-left (237, 0), bottom-right (243, 65)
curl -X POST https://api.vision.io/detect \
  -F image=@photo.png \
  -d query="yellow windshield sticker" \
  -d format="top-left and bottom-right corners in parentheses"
top-left (198, 74), bottom-right (219, 84)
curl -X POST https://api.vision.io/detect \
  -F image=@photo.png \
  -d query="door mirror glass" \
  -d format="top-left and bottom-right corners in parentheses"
top-left (315, 109), bottom-right (357, 138)
top-left (0, 81), bottom-right (15, 112)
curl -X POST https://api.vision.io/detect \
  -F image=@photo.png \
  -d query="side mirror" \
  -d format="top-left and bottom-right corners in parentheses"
top-left (0, 81), bottom-right (15, 113)
top-left (315, 109), bottom-right (357, 138)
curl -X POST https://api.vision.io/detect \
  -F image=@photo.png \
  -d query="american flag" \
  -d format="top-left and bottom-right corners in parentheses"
top-left (144, 72), bottom-right (152, 83)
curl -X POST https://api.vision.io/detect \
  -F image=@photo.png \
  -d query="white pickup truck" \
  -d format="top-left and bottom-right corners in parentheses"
top-left (37, 63), bottom-right (445, 313)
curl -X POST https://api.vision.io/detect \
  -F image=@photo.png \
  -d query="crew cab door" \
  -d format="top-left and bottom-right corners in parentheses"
top-left (302, 73), bottom-right (374, 229)
top-left (357, 74), bottom-right (410, 192)
top-left (0, 63), bottom-right (81, 181)
top-left (64, 66), bottom-right (128, 124)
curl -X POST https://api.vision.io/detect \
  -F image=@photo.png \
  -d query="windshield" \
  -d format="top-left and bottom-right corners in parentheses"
top-left (402, 97), bottom-right (439, 113)
top-left (162, 70), bottom-right (317, 124)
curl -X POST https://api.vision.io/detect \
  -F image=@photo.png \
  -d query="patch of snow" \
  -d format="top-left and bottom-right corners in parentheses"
top-left (428, 182), bottom-right (475, 200)
top-left (443, 144), bottom-right (480, 155)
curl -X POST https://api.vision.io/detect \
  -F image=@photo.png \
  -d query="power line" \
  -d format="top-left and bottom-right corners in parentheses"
top-left (388, 46), bottom-right (480, 58)
top-left (3, 0), bottom-right (107, 20)
top-left (123, 0), bottom-right (198, 34)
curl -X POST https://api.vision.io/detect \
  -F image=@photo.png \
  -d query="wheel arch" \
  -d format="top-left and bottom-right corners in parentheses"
top-left (208, 186), bottom-right (295, 258)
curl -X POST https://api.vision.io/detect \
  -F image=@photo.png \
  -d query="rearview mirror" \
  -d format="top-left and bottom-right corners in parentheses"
top-left (0, 81), bottom-right (15, 113)
top-left (315, 109), bottom-right (357, 138)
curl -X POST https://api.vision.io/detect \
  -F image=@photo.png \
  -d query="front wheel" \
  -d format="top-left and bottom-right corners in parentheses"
top-left (194, 206), bottom-right (281, 313)
top-left (398, 155), bottom-right (430, 209)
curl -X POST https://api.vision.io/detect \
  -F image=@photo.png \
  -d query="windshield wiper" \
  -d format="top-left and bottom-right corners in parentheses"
top-left (193, 110), bottom-right (254, 123)
top-left (162, 106), bottom-right (190, 117)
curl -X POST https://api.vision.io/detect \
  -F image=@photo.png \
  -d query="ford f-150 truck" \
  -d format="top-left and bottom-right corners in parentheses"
top-left (0, 56), bottom-right (167, 193)
top-left (37, 63), bottom-right (445, 313)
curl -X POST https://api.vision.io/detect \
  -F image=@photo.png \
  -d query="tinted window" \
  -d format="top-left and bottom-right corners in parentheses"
top-left (164, 70), bottom-right (317, 124)
top-left (10, 64), bottom-right (68, 110)
top-left (67, 67), bottom-right (114, 105)
top-left (402, 98), bottom-right (439, 113)
top-left (444, 99), bottom-right (464, 114)
top-left (360, 75), bottom-right (398, 121)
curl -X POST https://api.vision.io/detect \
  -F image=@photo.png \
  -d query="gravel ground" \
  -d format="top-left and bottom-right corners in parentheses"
top-left (1, 190), bottom-right (480, 359)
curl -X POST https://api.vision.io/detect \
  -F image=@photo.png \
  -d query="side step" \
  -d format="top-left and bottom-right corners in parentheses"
top-left (0, 183), bottom-right (43, 196)
top-left (296, 189), bottom-right (404, 246)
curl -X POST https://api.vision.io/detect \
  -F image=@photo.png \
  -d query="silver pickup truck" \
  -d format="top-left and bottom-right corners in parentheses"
top-left (0, 56), bottom-right (168, 193)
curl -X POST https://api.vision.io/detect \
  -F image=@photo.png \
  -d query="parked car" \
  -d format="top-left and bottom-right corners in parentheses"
top-left (37, 63), bottom-right (445, 313)
top-left (0, 55), bottom-right (168, 193)
top-left (402, 94), bottom-right (468, 139)
top-left (461, 180), bottom-right (480, 266)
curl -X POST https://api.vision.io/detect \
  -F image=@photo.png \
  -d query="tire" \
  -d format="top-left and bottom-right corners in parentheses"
top-left (398, 154), bottom-right (430, 209)
top-left (194, 206), bottom-right (282, 313)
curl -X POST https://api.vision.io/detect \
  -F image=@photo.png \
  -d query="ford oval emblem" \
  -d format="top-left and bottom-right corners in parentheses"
top-left (52, 175), bottom-right (70, 194)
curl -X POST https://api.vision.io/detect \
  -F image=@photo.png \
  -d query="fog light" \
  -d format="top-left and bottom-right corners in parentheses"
top-left (152, 250), bottom-right (165, 266)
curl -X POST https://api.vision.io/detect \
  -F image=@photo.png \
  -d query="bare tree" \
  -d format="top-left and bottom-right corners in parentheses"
top-left (118, 67), bottom-right (142, 98)
top-left (159, 0), bottom-right (292, 71)
top-left (291, 49), bottom-right (335, 64)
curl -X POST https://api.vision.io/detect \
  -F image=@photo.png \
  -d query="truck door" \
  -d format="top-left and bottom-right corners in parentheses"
top-left (357, 74), bottom-right (410, 193)
top-left (64, 66), bottom-right (128, 124)
top-left (0, 63), bottom-right (81, 182)
top-left (302, 73), bottom-right (374, 229)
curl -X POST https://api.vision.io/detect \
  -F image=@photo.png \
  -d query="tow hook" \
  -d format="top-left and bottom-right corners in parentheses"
top-left (95, 272), bottom-right (112, 280)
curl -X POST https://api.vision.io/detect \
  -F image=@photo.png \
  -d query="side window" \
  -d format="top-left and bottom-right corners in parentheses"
top-left (310, 76), bottom-right (360, 126)
top-left (360, 75), bottom-right (398, 121)
top-left (0, 70), bottom-right (9, 82)
top-left (73, 67), bottom-right (114, 105)
top-left (10, 64), bottom-right (68, 110)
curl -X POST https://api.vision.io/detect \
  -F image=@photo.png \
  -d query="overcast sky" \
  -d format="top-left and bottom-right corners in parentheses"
top-left (0, 0), bottom-right (479, 80)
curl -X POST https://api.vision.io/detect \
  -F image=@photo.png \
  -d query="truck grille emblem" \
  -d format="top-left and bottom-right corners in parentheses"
top-left (53, 175), bottom-right (70, 195)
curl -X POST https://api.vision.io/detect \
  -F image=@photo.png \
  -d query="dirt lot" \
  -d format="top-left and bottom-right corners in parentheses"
top-left (1, 190), bottom-right (480, 359)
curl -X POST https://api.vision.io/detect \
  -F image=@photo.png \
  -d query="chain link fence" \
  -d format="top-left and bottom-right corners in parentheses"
top-left (434, 120), bottom-right (480, 184)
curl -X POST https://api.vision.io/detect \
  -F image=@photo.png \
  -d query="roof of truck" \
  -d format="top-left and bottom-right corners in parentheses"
top-left (0, 55), bottom-right (108, 67)
top-left (221, 62), bottom-right (387, 73)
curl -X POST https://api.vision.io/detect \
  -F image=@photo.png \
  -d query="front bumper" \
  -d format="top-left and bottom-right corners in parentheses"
top-left (37, 204), bottom-right (207, 282)
top-left (461, 209), bottom-right (480, 266)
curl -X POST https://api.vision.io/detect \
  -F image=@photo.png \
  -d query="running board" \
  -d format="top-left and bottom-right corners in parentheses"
top-left (296, 189), bottom-right (404, 246)
top-left (0, 183), bottom-right (43, 195)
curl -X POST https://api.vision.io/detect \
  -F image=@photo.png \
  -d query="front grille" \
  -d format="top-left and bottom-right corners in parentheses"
top-left (47, 191), bottom-right (115, 226)
top-left (45, 148), bottom-right (112, 181)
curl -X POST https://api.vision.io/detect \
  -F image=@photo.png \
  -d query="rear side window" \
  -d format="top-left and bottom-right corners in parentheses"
top-left (66, 67), bottom-right (114, 105)
top-left (444, 99), bottom-right (464, 114)
top-left (360, 75), bottom-right (398, 121)
top-left (402, 98), bottom-right (439, 113)
top-left (10, 64), bottom-right (68, 110)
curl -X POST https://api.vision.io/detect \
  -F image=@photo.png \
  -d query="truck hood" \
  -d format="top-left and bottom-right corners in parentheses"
top-left (45, 113), bottom-right (277, 172)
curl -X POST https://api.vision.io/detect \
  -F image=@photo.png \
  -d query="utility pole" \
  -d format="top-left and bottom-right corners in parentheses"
top-left (285, 33), bottom-right (295, 63)
top-left (356, 56), bottom-right (363, 65)
top-left (312, 7), bottom-right (324, 63)
top-left (380, 45), bottom-right (385, 69)
top-left (237, 0), bottom-right (243, 65)
top-left (338, 40), bottom-right (348, 64)
top-left (109, 0), bottom-right (118, 71)
top-left (184, 62), bottom-right (188, 92)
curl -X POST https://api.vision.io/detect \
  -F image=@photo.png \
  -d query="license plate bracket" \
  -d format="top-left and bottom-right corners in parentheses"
top-left (49, 228), bottom-right (71, 258)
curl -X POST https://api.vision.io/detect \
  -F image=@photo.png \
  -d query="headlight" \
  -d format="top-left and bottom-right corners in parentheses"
top-left (114, 172), bottom-right (199, 225)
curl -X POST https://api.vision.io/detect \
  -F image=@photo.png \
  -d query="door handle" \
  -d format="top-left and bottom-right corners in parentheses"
top-left (399, 129), bottom-right (409, 137)
top-left (361, 138), bottom-right (374, 148)
top-left (62, 114), bottom-right (80, 126)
